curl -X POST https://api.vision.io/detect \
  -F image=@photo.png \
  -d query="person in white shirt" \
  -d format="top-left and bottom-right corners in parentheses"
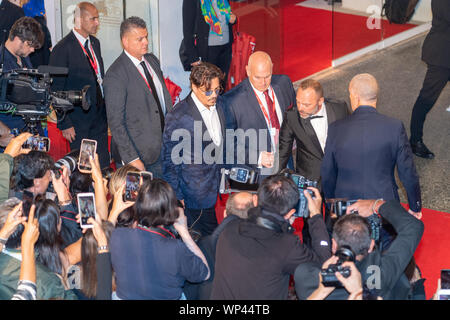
top-left (162, 62), bottom-right (226, 238)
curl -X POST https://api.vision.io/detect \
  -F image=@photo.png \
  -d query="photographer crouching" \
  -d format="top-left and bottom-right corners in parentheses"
top-left (294, 199), bottom-right (424, 300)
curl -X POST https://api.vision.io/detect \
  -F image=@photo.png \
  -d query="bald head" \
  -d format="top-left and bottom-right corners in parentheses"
top-left (74, 2), bottom-right (99, 37)
top-left (224, 192), bottom-right (255, 219)
top-left (349, 73), bottom-right (379, 110)
top-left (246, 51), bottom-right (273, 92)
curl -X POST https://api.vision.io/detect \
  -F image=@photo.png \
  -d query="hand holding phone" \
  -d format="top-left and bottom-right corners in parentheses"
top-left (78, 139), bottom-right (97, 172)
top-left (22, 136), bottom-right (50, 152)
top-left (124, 172), bottom-right (141, 202)
top-left (77, 193), bottom-right (97, 229)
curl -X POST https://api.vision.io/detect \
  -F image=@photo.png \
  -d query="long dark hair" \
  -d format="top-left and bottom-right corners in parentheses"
top-left (80, 221), bottom-right (114, 298)
top-left (34, 197), bottom-right (66, 276)
top-left (134, 179), bottom-right (180, 228)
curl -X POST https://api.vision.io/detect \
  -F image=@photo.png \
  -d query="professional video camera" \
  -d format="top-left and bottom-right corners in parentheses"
top-left (280, 169), bottom-right (318, 218)
top-left (321, 246), bottom-right (356, 288)
top-left (219, 166), bottom-right (260, 194)
top-left (0, 67), bottom-right (90, 133)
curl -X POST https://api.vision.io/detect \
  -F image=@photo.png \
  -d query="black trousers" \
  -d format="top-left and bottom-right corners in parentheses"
top-left (410, 64), bottom-right (450, 143)
top-left (185, 206), bottom-right (218, 239)
top-left (207, 43), bottom-right (232, 90)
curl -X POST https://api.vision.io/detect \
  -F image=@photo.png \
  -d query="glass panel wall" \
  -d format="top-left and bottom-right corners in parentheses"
top-left (60, 0), bottom-right (158, 70)
top-left (332, 0), bottom-right (432, 62)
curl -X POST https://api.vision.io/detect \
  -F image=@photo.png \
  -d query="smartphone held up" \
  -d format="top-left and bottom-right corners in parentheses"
top-left (77, 193), bottom-right (97, 229)
top-left (78, 139), bottom-right (97, 172)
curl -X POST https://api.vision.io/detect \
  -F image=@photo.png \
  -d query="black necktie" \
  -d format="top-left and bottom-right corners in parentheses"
top-left (84, 40), bottom-right (94, 62)
top-left (140, 61), bottom-right (165, 131)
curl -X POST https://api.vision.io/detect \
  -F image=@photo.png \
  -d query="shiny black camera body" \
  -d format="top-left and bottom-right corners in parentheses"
top-left (280, 169), bottom-right (318, 218)
top-left (321, 246), bottom-right (356, 288)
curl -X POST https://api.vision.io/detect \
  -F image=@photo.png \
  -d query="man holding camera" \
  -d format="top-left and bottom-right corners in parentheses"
top-left (49, 2), bottom-right (110, 168)
top-left (294, 199), bottom-right (424, 300)
top-left (0, 16), bottom-right (43, 133)
top-left (210, 175), bottom-right (331, 300)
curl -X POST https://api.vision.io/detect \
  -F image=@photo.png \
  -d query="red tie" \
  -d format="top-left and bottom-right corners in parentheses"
top-left (263, 90), bottom-right (280, 130)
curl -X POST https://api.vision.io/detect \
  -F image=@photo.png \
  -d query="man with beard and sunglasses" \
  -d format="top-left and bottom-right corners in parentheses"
top-left (163, 62), bottom-right (226, 239)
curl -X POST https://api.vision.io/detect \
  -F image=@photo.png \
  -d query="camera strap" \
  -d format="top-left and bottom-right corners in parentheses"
top-left (137, 224), bottom-right (176, 239)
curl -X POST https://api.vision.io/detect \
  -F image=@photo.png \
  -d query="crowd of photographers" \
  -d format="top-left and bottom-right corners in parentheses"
top-left (0, 130), bottom-right (429, 300)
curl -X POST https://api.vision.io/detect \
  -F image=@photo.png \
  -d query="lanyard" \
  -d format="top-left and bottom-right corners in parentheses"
top-left (137, 225), bottom-right (176, 239)
top-left (77, 38), bottom-right (100, 76)
top-left (253, 87), bottom-right (277, 130)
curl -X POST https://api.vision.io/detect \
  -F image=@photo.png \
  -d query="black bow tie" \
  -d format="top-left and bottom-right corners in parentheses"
top-left (308, 115), bottom-right (324, 120)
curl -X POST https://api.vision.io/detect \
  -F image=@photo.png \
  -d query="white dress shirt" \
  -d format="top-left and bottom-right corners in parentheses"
top-left (309, 102), bottom-right (328, 152)
top-left (124, 50), bottom-right (166, 115)
top-left (191, 91), bottom-right (223, 147)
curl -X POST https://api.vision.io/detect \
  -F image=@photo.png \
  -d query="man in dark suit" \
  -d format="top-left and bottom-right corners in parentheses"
top-left (104, 16), bottom-right (173, 177)
top-left (409, 0), bottom-right (449, 159)
top-left (0, 0), bottom-right (24, 42)
top-left (321, 73), bottom-right (422, 218)
top-left (220, 51), bottom-right (296, 179)
top-left (295, 199), bottom-right (424, 300)
top-left (163, 62), bottom-right (226, 237)
top-left (279, 79), bottom-right (349, 184)
top-left (49, 2), bottom-right (109, 168)
top-left (0, 16), bottom-right (43, 133)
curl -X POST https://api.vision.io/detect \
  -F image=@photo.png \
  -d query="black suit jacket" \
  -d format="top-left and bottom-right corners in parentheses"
top-left (219, 75), bottom-right (296, 171)
top-left (279, 98), bottom-right (349, 183)
top-left (422, 0), bottom-right (450, 68)
top-left (49, 31), bottom-right (106, 132)
top-left (294, 201), bottom-right (424, 300)
top-left (104, 52), bottom-right (173, 166)
top-left (0, 1), bottom-right (24, 40)
top-left (321, 106), bottom-right (422, 212)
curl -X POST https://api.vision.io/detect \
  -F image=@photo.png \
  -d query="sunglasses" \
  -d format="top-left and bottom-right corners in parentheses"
top-left (200, 87), bottom-right (222, 97)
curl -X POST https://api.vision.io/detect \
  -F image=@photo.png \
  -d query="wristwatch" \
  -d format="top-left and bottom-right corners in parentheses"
top-left (98, 245), bottom-right (109, 253)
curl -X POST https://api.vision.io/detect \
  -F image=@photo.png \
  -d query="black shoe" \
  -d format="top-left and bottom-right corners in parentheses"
top-left (410, 140), bottom-right (435, 159)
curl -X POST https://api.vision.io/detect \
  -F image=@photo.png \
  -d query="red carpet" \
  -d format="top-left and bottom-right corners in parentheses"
top-left (231, 0), bottom-right (416, 82)
top-left (413, 207), bottom-right (450, 299)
